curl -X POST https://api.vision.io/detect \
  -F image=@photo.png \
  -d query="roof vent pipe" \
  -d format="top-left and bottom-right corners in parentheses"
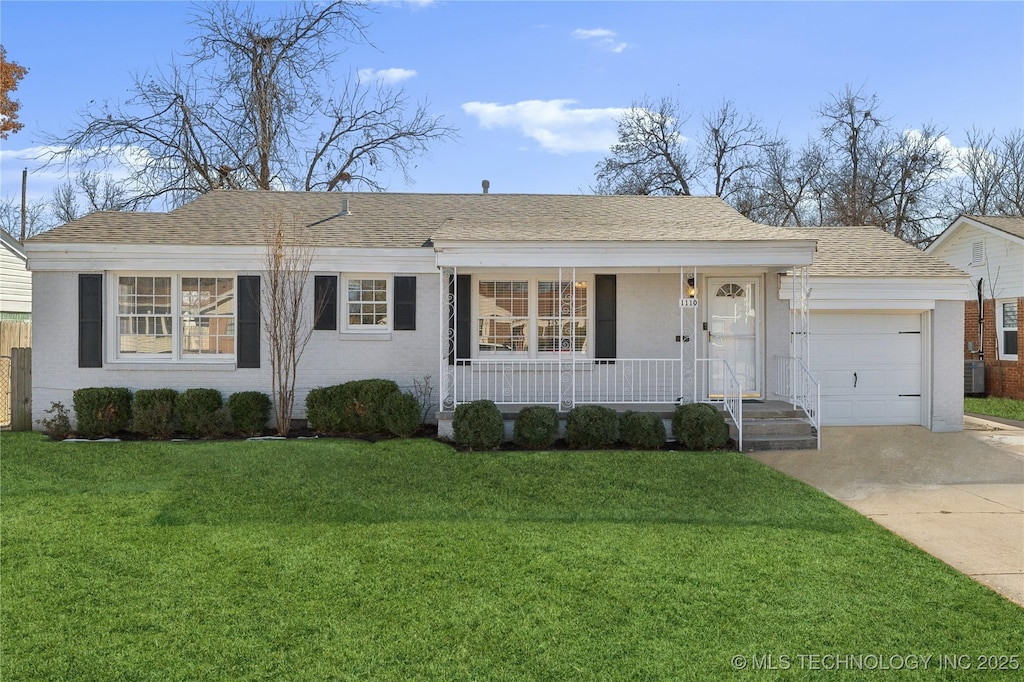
top-left (340, 198), bottom-right (351, 216)
top-left (482, 179), bottom-right (490, 194)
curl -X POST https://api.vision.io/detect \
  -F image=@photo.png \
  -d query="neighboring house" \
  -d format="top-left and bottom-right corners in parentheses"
top-left (25, 191), bottom-right (969, 446)
top-left (1, 228), bottom-right (31, 321)
top-left (927, 215), bottom-right (1024, 399)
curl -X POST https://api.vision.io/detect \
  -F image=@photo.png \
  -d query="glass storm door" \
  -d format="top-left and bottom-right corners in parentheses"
top-left (707, 278), bottom-right (761, 398)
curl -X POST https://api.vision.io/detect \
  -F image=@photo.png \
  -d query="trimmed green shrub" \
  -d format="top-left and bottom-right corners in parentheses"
top-left (73, 387), bottom-right (132, 438)
top-left (382, 391), bottom-right (422, 438)
top-left (227, 391), bottom-right (271, 437)
top-left (452, 400), bottom-right (504, 450)
top-left (306, 385), bottom-right (345, 435)
top-left (339, 379), bottom-right (401, 435)
top-left (565, 405), bottom-right (619, 449)
top-left (178, 388), bottom-right (227, 439)
top-left (672, 402), bottom-right (730, 451)
top-left (512, 405), bottom-right (559, 449)
top-left (38, 401), bottom-right (72, 441)
top-left (620, 411), bottom-right (667, 450)
top-left (131, 389), bottom-right (179, 439)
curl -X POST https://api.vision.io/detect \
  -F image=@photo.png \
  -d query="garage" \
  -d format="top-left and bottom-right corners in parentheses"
top-left (810, 312), bottom-right (924, 426)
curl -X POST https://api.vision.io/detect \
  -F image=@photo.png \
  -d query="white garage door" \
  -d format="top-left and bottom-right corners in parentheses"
top-left (810, 313), bottom-right (923, 426)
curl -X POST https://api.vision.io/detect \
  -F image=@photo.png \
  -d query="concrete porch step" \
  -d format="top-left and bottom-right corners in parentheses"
top-left (740, 433), bottom-right (820, 452)
top-left (739, 417), bottom-right (816, 437)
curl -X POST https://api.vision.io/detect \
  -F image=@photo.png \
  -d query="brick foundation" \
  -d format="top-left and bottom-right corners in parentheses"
top-left (963, 297), bottom-right (1024, 399)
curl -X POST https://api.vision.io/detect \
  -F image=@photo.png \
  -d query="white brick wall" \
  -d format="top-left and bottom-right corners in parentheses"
top-left (617, 274), bottom-right (683, 358)
top-left (32, 271), bottom-right (440, 427)
top-left (930, 300), bottom-right (966, 432)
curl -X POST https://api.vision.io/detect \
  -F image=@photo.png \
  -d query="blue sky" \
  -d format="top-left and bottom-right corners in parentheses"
top-left (1, 0), bottom-right (1022, 208)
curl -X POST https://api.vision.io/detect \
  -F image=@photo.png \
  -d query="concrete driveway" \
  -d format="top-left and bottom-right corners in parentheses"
top-left (750, 418), bottom-right (1024, 607)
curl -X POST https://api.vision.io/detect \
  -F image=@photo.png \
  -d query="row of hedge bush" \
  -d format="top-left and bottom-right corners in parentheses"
top-left (42, 387), bottom-right (272, 440)
top-left (452, 401), bottom-right (730, 451)
top-left (305, 379), bottom-right (422, 438)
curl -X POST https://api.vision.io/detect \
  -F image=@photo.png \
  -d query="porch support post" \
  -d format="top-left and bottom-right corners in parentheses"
top-left (557, 267), bottom-right (576, 411)
top-left (788, 266), bottom-right (810, 407)
top-left (680, 266), bottom-right (698, 405)
top-left (439, 266), bottom-right (457, 411)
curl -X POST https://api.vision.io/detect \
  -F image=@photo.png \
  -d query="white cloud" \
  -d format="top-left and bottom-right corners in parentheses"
top-left (462, 99), bottom-right (628, 154)
top-left (572, 27), bottom-right (628, 54)
top-left (357, 67), bottom-right (418, 85)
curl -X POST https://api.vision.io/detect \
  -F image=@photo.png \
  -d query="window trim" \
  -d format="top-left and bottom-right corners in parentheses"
top-left (342, 274), bottom-right (392, 333)
top-left (471, 273), bottom-right (592, 359)
top-left (996, 298), bottom-right (1018, 361)
top-left (108, 272), bottom-right (238, 364)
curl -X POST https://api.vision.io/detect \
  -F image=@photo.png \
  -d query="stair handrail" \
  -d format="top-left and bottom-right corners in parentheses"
top-left (778, 355), bottom-right (820, 450)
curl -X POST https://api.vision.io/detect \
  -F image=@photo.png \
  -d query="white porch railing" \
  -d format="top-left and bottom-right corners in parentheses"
top-left (450, 356), bottom-right (744, 450)
top-left (696, 357), bottom-right (743, 452)
top-left (453, 358), bottom-right (684, 406)
top-left (776, 355), bottom-right (821, 449)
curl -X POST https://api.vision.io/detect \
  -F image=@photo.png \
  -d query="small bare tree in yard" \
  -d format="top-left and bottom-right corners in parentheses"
top-left (261, 212), bottom-right (322, 435)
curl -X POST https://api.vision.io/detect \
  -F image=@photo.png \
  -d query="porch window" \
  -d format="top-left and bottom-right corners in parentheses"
top-left (478, 280), bottom-right (529, 352)
top-left (115, 274), bottom-right (235, 359)
top-left (998, 299), bottom-right (1018, 360)
top-left (475, 278), bottom-right (588, 356)
top-left (537, 281), bottom-right (588, 352)
top-left (346, 278), bottom-right (389, 329)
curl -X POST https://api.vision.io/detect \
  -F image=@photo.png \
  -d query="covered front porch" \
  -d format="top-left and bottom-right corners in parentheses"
top-left (434, 262), bottom-right (821, 451)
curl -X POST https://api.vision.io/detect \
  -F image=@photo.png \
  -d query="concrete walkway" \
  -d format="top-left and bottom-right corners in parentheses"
top-left (750, 419), bottom-right (1024, 607)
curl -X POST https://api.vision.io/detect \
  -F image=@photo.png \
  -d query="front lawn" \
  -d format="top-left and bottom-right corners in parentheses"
top-left (2, 433), bottom-right (1022, 680)
top-left (965, 396), bottom-right (1024, 423)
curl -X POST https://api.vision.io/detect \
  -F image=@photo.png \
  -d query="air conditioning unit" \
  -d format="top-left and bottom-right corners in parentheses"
top-left (964, 360), bottom-right (985, 395)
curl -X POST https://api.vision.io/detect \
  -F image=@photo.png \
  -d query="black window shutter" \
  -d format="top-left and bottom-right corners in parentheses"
top-left (393, 276), bottom-right (416, 330)
top-left (237, 275), bottom-right (260, 368)
top-left (78, 274), bottom-right (103, 368)
top-left (448, 274), bottom-right (472, 364)
top-left (313, 275), bottom-right (338, 331)
top-left (595, 274), bottom-right (617, 359)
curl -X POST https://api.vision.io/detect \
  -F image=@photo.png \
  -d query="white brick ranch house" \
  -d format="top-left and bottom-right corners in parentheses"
top-left (26, 191), bottom-right (968, 448)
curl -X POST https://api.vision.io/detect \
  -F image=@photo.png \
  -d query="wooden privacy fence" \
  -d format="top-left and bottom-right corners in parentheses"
top-left (1, 322), bottom-right (33, 430)
top-left (1, 348), bottom-right (31, 430)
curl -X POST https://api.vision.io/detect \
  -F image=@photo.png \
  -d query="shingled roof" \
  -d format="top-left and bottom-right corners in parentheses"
top-left (30, 191), bottom-right (808, 246)
top-left (784, 226), bottom-right (966, 278)
top-left (967, 215), bottom-right (1024, 241)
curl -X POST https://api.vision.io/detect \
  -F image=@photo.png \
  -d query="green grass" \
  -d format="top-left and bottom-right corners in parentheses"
top-left (2, 433), bottom-right (1022, 681)
top-left (965, 396), bottom-right (1024, 422)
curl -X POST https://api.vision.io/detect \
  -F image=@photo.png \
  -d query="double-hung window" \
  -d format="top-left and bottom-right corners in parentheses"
top-left (115, 274), bottom-right (235, 360)
top-left (476, 278), bottom-right (588, 356)
top-left (346, 277), bottom-right (389, 330)
top-left (997, 299), bottom-right (1018, 360)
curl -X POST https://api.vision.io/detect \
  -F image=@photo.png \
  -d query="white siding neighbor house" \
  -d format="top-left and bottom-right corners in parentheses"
top-left (26, 191), bottom-right (969, 448)
top-left (927, 216), bottom-right (1024, 400)
top-left (1, 228), bottom-right (31, 320)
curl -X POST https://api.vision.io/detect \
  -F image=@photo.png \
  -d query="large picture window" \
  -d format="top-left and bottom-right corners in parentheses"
top-left (998, 299), bottom-right (1018, 360)
top-left (476, 278), bottom-right (588, 356)
top-left (115, 274), bottom-right (235, 360)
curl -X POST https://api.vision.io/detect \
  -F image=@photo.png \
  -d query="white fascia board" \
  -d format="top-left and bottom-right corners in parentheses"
top-left (779, 276), bottom-right (971, 308)
top-left (927, 217), bottom-right (1024, 255)
top-left (26, 243), bottom-right (436, 274)
top-left (433, 240), bottom-right (816, 269)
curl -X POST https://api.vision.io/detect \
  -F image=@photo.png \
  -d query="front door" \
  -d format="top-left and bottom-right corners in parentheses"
top-left (707, 278), bottom-right (761, 398)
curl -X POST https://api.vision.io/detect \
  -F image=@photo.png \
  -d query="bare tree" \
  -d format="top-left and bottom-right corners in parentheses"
top-left (594, 96), bottom-right (777, 214)
top-left (260, 212), bottom-right (322, 436)
top-left (51, 171), bottom-right (144, 224)
top-left (594, 95), bottom-right (696, 196)
top-left (732, 140), bottom-right (827, 226)
top-left (0, 197), bottom-right (49, 238)
top-left (43, 1), bottom-right (454, 208)
top-left (699, 99), bottom-right (778, 201)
